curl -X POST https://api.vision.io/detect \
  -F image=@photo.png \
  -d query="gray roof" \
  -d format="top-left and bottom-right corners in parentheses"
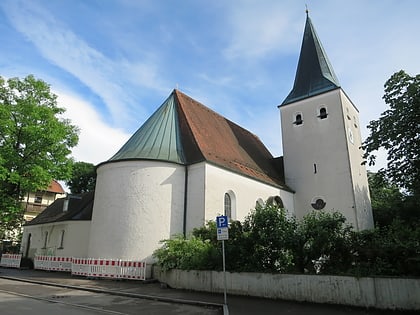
top-left (25, 191), bottom-right (94, 226)
top-left (282, 14), bottom-right (340, 106)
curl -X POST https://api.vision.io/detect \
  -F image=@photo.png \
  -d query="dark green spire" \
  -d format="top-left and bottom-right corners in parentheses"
top-left (282, 14), bottom-right (340, 105)
top-left (109, 91), bottom-right (186, 164)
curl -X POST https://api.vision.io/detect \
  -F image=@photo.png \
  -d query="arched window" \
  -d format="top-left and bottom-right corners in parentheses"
top-left (319, 107), bottom-right (328, 119)
top-left (294, 113), bottom-right (303, 125)
top-left (224, 193), bottom-right (232, 219)
top-left (267, 195), bottom-right (284, 208)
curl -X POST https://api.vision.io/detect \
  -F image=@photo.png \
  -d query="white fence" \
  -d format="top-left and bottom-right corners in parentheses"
top-left (0, 254), bottom-right (22, 268)
top-left (33, 256), bottom-right (147, 281)
top-left (154, 267), bottom-right (420, 311)
top-left (34, 255), bottom-right (72, 272)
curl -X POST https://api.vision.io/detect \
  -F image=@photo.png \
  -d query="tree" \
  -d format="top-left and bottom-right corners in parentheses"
top-left (363, 70), bottom-right (420, 200)
top-left (66, 161), bottom-right (96, 194)
top-left (367, 171), bottom-right (404, 226)
top-left (0, 75), bottom-right (79, 238)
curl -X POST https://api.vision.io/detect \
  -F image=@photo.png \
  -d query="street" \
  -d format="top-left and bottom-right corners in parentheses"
top-left (0, 278), bottom-right (220, 315)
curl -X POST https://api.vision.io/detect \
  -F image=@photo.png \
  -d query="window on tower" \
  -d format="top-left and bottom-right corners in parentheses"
top-left (319, 107), bottom-right (328, 119)
top-left (294, 113), bottom-right (303, 125)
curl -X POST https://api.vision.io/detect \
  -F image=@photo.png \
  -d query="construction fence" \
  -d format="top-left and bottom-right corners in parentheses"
top-left (0, 254), bottom-right (147, 281)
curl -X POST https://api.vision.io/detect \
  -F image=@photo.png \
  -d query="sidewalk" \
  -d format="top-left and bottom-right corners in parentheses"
top-left (0, 267), bottom-right (415, 315)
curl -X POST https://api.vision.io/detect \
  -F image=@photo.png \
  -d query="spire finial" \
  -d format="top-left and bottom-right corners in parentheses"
top-left (305, 4), bottom-right (309, 16)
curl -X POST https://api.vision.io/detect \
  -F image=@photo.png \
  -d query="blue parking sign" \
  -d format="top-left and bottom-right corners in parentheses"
top-left (216, 215), bottom-right (228, 228)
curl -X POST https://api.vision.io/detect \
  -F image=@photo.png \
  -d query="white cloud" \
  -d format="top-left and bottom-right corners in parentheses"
top-left (223, 2), bottom-right (301, 60)
top-left (56, 91), bottom-right (130, 165)
top-left (1, 0), bottom-right (166, 127)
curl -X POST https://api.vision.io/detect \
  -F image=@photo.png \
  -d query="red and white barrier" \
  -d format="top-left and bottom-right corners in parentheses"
top-left (0, 254), bottom-right (22, 268)
top-left (88, 259), bottom-right (121, 279)
top-left (32, 255), bottom-right (147, 280)
top-left (120, 261), bottom-right (146, 280)
top-left (71, 258), bottom-right (90, 276)
top-left (34, 256), bottom-right (72, 272)
top-left (34, 255), bottom-right (51, 270)
top-left (71, 258), bottom-right (147, 280)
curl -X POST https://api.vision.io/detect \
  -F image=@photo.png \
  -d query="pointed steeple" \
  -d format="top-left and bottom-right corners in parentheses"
top-left (109, 90), bottom-right (186, 164)
top-left (282, 13), bottom-right (340, 105)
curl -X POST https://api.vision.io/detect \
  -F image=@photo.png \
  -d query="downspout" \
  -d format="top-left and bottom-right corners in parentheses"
top-left (183, 165), bottom-right (189, 237)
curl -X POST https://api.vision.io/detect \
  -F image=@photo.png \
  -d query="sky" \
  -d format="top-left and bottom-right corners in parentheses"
top-left (0, 0), bottom-right (419, 171)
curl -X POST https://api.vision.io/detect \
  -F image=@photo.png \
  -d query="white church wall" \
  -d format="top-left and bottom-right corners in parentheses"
top-left (281, 89), bottom-right (359, 227)
top-left (339, 92), bottom-right (374, 229)
top-left (185, 162), bottom-right (206, 233)
top-left (204, 163), bottom-right (295, 223)
top-left (87, 160), bottom-right (185, 263)
top-left (21, 221), bottom-right (91, 259)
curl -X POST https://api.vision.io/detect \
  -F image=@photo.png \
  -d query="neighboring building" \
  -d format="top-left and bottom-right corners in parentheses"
top-left (22, 180), bottom-right (66, 222)
top-left (20, 14), bottom-right (374, 263)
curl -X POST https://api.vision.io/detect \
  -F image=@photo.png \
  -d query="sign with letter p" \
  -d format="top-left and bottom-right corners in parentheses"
top-left (216, 215), bottom-right (228, 228)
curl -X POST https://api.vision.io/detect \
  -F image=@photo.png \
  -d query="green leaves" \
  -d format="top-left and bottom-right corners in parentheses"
top-left (0, 74), bottom-right (79, 238)
top-left (363, 70), bottom-right (420, 199)
top-left (66, 161), bottom-right (96, 194)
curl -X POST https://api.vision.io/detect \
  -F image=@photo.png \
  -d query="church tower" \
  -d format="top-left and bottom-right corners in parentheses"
top-left (279, 13), bottom-right (373, 230)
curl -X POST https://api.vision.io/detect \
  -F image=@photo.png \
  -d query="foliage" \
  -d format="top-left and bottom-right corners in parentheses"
top-left (0, 194), bottom-right (22, 239)
top-left (0, 75), bottom-right (79, 237)
top-left (153, 235), bottom-right (219, 271)
top-left (363, 70), bottom-right (420, 200)
top-left (66, 161), bottom-right (96, 193)
top-left (366, 171), bottom-right (420, 227)
top-left (154, 201), bottom-right (420, 277)
top-left (292, 211), bottom-right (353, 274)
top-left (350, 220), bottom-right (420, 276)
top-left (242, 203), bottom-right (295, 273)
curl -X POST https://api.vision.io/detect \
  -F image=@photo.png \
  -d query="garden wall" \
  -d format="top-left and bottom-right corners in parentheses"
top-left (153, 267), bottom-right (420, 310)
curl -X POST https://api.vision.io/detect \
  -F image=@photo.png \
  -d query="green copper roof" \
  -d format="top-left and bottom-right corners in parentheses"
top-left (282, 14), bottom-right (340, 106)
top-left (109, 91), bottom-right (186, 164)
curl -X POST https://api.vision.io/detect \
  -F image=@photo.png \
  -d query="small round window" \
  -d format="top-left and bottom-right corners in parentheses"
top-left (311, 197), bottom-right (326, 210)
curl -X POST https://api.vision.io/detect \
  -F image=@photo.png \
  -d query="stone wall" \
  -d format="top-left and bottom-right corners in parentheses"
top-left (153, 267), bottom-right (420, 310)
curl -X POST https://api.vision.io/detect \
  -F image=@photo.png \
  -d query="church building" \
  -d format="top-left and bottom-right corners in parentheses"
top-left (21, 14), bottom-right (374, 263)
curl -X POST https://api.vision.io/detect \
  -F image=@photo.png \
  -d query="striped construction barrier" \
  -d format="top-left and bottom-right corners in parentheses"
top-left (34, 255), bottom-right (51, 270)
top-left (71, 258), bottom-right (90, 276)
top-left (0, 254), bottom-right (22, 268)
top-left (120, 260), bottom-right (146, 280)
top-left (71, 258), bottom-right (147, 280)
top-left (88, 259), bottom-right (121, 279)
top-left (50, 256), bottom-right (72, 272)
top-left (34, 256), bottom-right (73, 272)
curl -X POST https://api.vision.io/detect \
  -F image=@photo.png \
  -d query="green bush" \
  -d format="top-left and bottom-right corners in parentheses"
top-left (153, 235), bottom-right (219, 271)
top-left (153, 202), bottom-right (420, 277)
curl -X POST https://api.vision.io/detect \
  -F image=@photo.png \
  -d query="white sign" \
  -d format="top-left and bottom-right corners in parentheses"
top-left (217, 227), bottom-right (229, 240)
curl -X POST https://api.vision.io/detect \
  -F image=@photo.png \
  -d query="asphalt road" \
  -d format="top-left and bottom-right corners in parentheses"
top-left (0, 278), bottom-right (220, 315)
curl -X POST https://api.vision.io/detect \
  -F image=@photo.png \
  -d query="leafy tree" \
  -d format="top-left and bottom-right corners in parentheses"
top-left (292, 211), bottom-right (353, 274)
top-left (363, 70), bottom-right (420, 201)
top-left (243, 203), bottom-right (295, 273)
top-left (367, 171), bottom-right (404, 226)
top-left (66, 161), bottom-right (96, 193)
top-left (0, 75), bottom-right (79, 238)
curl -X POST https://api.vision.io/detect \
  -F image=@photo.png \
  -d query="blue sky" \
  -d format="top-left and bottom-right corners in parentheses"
top-left (1, 0), bottom-right (419, 170)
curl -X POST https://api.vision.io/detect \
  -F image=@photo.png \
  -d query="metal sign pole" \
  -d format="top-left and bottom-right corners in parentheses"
top-left (222, 239), bottom-right (227, 305)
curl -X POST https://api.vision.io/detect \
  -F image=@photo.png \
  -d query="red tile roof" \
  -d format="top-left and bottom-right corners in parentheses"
top-left (174, 90), bottom-right (287, 189)
top-left (46, 180), bottom-right (65, 194)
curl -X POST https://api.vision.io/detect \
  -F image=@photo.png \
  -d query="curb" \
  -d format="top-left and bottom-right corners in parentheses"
top-left (0, 275), bottom-right (223, 311)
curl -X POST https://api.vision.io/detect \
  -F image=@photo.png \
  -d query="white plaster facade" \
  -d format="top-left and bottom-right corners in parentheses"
top-left (280, 89), bottom-right (373, 230)
top-left (21, 221), bottom-right (91, 259)
top-left (87, 160), bottom-right (294, 262)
